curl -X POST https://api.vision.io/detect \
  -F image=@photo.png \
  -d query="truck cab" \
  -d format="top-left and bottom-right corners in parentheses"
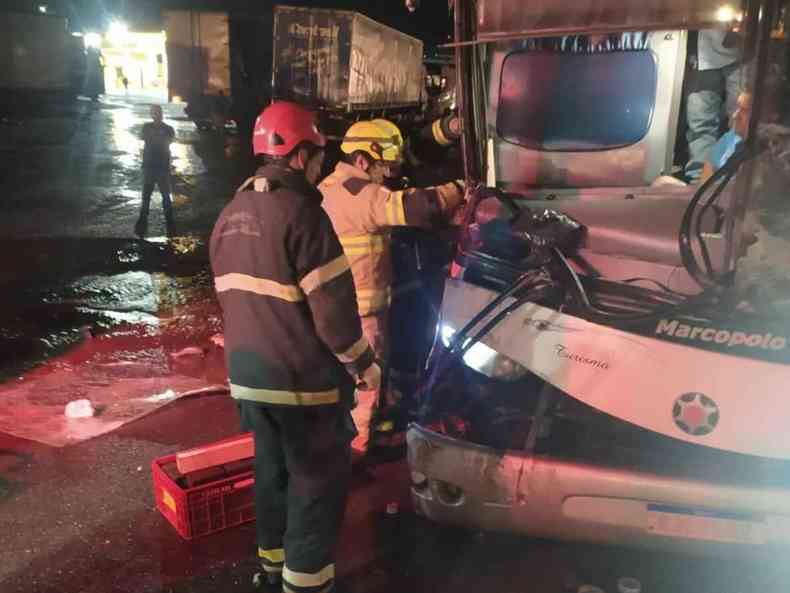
top-left (408, 0), bottom-right (790, 553)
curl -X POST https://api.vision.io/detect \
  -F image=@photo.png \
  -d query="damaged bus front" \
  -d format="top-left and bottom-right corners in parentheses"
top-left (408, 0), bottom-right (790, 552)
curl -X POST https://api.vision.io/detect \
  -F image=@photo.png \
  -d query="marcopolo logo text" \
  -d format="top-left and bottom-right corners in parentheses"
top-left (655, 319), bottom-right (787, 351)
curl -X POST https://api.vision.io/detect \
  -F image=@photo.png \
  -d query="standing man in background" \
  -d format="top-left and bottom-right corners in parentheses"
top-left (685, 29), bottom-right (744, 182)
top-left (135, 105), bottom-right (176, 237)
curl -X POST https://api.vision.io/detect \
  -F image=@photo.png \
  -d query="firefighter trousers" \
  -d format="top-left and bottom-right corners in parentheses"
top-left (238, 401), bottom-right (355, 593)
top-left (351, 309), bottom-right (390, 455)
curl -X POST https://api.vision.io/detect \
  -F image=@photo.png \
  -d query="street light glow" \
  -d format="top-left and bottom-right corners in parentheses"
top-left (38, 5), bottom-right (47, 13)
top-left (84, 32), bottom-right (102, 49)
top-left (108, 20), bottom-right (129, 41)
top-left (717, 5), bottom-right (736, 22)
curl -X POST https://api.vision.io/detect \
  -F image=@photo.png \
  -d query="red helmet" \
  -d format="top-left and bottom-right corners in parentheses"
top-left (252, 101), bottom-right (326, 157)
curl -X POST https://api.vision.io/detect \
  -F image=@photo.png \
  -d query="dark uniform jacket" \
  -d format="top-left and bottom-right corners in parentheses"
top-left (210, 164), bottom-right (374, 407)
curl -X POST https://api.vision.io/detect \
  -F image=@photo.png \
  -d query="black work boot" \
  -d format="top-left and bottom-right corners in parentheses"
top-left (252, 570), bottom-right (282, 589)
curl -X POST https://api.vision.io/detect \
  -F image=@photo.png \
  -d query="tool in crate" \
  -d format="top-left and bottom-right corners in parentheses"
top-left (152, 433), bottom-right (255, 540)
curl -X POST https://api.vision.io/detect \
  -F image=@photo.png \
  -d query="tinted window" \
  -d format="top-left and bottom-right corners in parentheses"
top-left (497, 50), bottom-right (657, 151)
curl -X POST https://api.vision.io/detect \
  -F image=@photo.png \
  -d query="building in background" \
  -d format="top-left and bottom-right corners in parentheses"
top-left (97, 25), bottom-right (168, 99)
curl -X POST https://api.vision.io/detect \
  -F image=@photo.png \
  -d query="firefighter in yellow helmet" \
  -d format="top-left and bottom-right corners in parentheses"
top-left (319, 118), bottom-right (465, 456)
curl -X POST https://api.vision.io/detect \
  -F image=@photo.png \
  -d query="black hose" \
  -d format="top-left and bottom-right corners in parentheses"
top-left (421, 276), bottom-right (552, 417)
top-left (679, 143), bottom-right (750, 288)
top-left (551, 246), bottom-right (714, 326)
top-left (456, 284), bottom-right (554, 359)
top-left (696, 169), bottom-right (735, 278)
top-left (620, 277), bottom-right (686, 296)
top-left (445, 269), bottom-right (543, 354)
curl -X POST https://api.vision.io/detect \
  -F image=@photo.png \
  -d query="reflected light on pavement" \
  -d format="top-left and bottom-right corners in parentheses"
top-left (110, 108), bottom-right (143, 171)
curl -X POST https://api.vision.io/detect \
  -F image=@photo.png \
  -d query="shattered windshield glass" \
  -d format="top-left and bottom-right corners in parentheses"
top-left (737, 123), bottom-right (790, 312)
top-left (734, 36), bottom-right (790, 313)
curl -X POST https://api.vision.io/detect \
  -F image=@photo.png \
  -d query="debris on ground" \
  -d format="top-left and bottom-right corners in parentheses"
top-left (617, 577), bottom-right (641, 593)
top-left (64, 399), bottom-right (95, 418)
top-left (170, 346), bottom-right (206, 358)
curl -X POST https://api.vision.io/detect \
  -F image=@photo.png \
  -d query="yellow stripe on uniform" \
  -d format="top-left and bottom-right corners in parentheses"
top-left (385, 192), bottom-right (396, 227)
top-left (385, 191), bottom-right (406, 226)
top-left (259, 547), bottom-right (285, 572)
top-left (335, 335), bottom-right (370, 363)
top-left (338, 234), bottom-right (387, 256)
top-left (432, 118), bottom-right (452, 146)
top-left (258, 548), bottom-right (285, 563)
top-left (215, 273), bottom-right (304, 302)
top-left (230, 384), bottom-right (339, 406)
top-left (356, 287), bottom-right (391, 315)
top-left (299, 254), bottom-right (350, 295)
top-left (283, 564), bottom-right (335, 588)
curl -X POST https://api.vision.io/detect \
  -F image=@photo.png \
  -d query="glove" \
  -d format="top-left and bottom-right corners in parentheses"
top-left (446, 114), bottom-right (462, 138)
top-left (436, 179), bottom-right (466, 213)
top-left (356, 361), bottom-right (382, 393)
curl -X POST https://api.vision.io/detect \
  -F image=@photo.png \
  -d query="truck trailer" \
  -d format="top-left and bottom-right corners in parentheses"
top-left (272, 6), bottom-right (424, 114)
top-left (0, 12), bottom-right (83, 106)
top-left (163, 6), bottom-right (426, 133)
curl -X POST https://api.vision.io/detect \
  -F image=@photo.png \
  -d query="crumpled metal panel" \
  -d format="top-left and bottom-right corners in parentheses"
top-left (477, 0), bottom-right (732, 39)
top-left (407, 425), bottom-right (790, 548)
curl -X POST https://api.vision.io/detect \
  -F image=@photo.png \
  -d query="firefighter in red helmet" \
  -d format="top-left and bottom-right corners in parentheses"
top-left (210, 101), bottom-right (381, 592)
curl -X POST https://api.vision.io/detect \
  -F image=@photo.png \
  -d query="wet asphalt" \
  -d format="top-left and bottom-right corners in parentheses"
top-left (1, 95), bottom-right (790, 593)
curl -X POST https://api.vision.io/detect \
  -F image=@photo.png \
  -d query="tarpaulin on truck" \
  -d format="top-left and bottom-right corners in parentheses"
top-left (163, 10), bottom-right (230, 100)
top-left (272, 6), bottom-right (424, 112)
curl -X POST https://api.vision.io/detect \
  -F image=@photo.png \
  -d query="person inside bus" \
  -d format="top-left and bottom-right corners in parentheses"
top-left (700, 91), bottom-right (752, 183)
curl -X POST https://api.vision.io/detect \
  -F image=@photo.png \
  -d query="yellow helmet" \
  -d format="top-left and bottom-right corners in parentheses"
top-left (371, 118), bottom-right (404, 149)
top-left (341, 119), bottom-right (403, 163)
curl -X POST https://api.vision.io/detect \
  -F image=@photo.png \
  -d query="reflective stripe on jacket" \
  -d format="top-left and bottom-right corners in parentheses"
top-left (319, 162), bottom-right (464, 317)
top-left (210, 164), bottom-right (374, 406)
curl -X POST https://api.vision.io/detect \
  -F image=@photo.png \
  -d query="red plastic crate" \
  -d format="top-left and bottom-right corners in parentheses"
top-left (152, 447), bottom-right (255, 540)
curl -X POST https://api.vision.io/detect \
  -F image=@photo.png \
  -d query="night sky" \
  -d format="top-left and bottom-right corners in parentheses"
top-left (9, 0), bottom-right (453, 48)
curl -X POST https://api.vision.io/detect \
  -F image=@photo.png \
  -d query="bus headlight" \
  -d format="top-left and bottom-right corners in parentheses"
top-left (440, 324), bottom-right (529, 382)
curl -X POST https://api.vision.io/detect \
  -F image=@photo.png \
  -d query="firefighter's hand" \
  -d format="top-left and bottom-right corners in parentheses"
top-left (447, 115), bottom-right (462, 138)
top-left (356, 362), bottom-right (382, 392)
top-left (436, 179), bottom-right (466, 214)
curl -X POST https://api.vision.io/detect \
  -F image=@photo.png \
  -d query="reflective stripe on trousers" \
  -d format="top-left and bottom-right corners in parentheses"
top-left (230, 384), bottom-right (340, 406)
top-left (259, 547), bottom-right (285, 573)
top-left (283, 564), bottom-right (335, 593)
top-left (238, 403), bottom-right (352, 593)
